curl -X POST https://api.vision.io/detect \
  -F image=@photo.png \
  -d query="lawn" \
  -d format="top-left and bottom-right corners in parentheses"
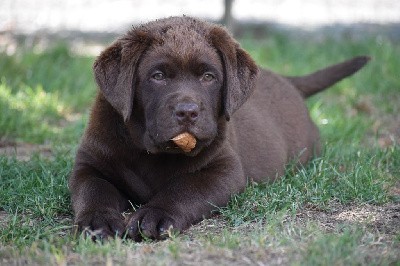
top-left (0, 28), bottom-right (399, 265)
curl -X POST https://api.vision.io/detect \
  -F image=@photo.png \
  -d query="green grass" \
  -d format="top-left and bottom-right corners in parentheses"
top-left (0, 81), bottom-right (88, 143)
top-left (0, 32), bottom-right (399, 264)
top-left (0, 43), bottom-right (92, 143)
top-left (0, 44), bottom-right (95, 110)
top-left (0, 154), bottom-right (72, 247)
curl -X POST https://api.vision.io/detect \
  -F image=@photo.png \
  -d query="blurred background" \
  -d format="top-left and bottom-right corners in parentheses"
top-left (1, 0), bottom-right (399, 32)
top-left (1, 0), bottom-right (400, 54)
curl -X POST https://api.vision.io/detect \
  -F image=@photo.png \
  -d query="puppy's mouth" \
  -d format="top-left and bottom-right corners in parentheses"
top-left (170, 132), bottom-right (197, 152)
top-left (164, 134), bottom-right (199, 154)
top-left (149, 131), bottom-right (212, 156)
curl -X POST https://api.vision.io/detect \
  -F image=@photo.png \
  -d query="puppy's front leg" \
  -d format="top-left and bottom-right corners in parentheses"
top-left (69, 166), bottom-right (129, 240)
top-left (126, 153), bottom-right (246, 241)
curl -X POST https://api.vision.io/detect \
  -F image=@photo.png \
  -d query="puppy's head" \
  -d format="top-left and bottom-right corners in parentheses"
top-left (94, 17), bottom-right (258, 155)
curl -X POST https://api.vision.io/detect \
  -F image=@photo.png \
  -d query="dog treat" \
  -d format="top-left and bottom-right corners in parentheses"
top-left (172, 132), bottom-right (196, 152)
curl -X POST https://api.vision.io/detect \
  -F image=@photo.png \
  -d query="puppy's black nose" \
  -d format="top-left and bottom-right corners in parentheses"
top-left (174, 103), bottom-right (199, 124)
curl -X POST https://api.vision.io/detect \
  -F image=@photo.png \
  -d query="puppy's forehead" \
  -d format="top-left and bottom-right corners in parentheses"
top-left (138, 17), bottom-right (220, 66)
top-left (153, 29), bottom-right (215, 64)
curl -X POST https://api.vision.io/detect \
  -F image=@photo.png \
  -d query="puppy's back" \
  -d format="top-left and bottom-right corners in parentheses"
top-left (231, 68), bottom-right (318, 181)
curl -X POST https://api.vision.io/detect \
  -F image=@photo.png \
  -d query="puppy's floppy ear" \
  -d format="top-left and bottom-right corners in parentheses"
top-left (94, 30), bottom-right (151, 122)
top-left (209, 26), bottom-right (258, 121)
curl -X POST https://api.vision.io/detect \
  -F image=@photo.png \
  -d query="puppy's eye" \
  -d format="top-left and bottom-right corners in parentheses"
top-left (201, 72), bottom-right (215, 82)
top-left (152, 71), bottom-right (165, 80)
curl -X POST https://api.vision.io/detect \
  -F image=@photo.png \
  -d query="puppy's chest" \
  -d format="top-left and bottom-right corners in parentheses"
top-left (117, 155), bottom-right (190, 203)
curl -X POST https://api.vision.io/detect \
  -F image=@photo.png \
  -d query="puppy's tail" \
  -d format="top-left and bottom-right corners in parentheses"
top-left (286, 56), bottom-right (371, 98)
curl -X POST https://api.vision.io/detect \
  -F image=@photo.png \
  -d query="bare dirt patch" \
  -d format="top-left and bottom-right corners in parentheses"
top-left (0, 210), bottom-right (8, 228)
top-left (297, 202), bottom-right (400, 237)
top-left (0, 140), bottom-right (53, 161)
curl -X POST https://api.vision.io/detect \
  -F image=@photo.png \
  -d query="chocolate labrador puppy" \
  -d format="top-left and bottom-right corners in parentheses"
top-left (69, 16), bottom-right (369, 241)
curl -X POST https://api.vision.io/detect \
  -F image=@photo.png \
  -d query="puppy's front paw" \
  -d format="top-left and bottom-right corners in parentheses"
top-left (74, 209), bottom-right (125, 241)
top-left (125, 207), bottom-right (178, 241)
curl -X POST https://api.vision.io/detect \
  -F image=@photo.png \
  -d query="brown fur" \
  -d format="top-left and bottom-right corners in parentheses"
top-left (69, 16), bottom-right (369, 241)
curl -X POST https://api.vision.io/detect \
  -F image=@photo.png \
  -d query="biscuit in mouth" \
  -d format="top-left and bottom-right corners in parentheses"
top-left (171, 132), bottom-right (196, 152)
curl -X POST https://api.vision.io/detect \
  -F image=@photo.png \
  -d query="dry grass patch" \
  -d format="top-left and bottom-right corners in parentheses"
top-left (0, 141), bottom-right (53, 161)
